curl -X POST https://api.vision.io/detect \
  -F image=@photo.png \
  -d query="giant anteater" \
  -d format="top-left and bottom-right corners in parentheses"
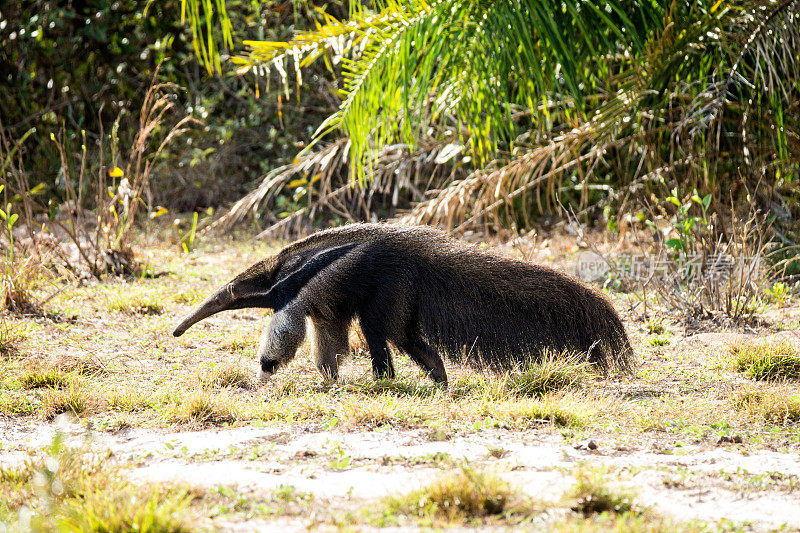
top-left (173, 223), bottom-right (633, 384)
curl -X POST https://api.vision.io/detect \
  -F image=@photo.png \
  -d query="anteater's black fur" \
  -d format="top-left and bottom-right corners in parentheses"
top-left (173, 223), bottom-right (633, 384)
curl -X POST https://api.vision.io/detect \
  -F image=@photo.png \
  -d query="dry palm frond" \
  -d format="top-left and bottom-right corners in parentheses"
top-left (212, 137), bottom-right (468, 235)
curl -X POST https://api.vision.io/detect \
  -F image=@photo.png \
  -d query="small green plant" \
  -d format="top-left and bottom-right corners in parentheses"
top-left (644, 318), bottom-right (666, 335)
top-left (660, 189), bottom-right (712, 256)
top-left (648, 336), bottom-right (671, 347)
top-left (765, 282), bottom-right (792, 306)
top-left (175, 208), bottom-right (211, 253)
top-left (730, 341), bottom-right (800, 381)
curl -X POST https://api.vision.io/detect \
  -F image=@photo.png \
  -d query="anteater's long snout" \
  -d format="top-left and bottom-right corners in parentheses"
top-left (172, 285), bottom-right (234, 337)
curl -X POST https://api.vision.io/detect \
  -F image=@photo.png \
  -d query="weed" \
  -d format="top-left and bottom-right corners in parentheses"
top-left (644, 318), bottom-right (667, 335)
top-left (486, 446), bottom-right (507, 459)
top-left (505, 351), bottom-right (592, 398)
top-left (384, 468), bottom-right (527, 523)
top-left (730, 341), bottom-right (800, 381)
top-left (175, 209), bottom-right (212, 253)
top-left (566, 468), bottom-right (638, 516)
top-left (765, 282), bottom-right (792, 306)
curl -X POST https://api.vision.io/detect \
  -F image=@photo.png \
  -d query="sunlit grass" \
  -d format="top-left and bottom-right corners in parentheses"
top-left (383, 468), bottom-right (534, 524)
top-left (504, 350), bottom-right (593, 398)
top-left (730, 341), bottom-right (800, 381)
top-left (565, 467), bottom-right (639, 516)
top-left (732, 387), bottom-right (800, 423)
top-left (0, 437), bottom-right (196, 532)
top-left (107, 290), bottom-right (165, 316)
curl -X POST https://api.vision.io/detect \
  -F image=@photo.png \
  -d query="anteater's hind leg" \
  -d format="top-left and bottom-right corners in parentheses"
top-left (309, 318), bottom-right (349, 382)
top-left (398, 336), bottom-right (447, 385)
top-left (257, 304), bottom-right (306, 382)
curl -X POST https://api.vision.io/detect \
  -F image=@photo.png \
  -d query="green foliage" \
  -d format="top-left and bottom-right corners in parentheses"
top-left (648, 336), bottom-right (671, 347)
top-left (242, 0), bottom-right (666, 178)
top-left (765, 282), bottom-right (792, 306)
top-left (233, 0), bottom-right (799, 233)
top-left (0, 1), bottom-right (337, 213)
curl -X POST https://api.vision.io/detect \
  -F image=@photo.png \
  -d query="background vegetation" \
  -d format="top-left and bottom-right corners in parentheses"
top-left (0, 0), bottom-right (798, 312)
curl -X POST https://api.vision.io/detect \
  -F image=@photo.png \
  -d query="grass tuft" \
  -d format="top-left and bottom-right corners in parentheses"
top-left (730, 341), bottom-right (800, 381)
top-left (384, 468), bottom-right (521, 523)
top-left (506, 351), bottom-right (592, 398)
top-left (108, 291), bottom-right (165, 315)
top-left (41, 383), bottom-right (91, 419)
top-left (20, 368), bottom-right (73, 389)
top-left (169, 391), bottom-right (239, 425)
top-left (566, 468), bottom-right (638, 516)
top-left (57, 486), bottom-right (195, 532)
top-left (0, 434), bottom-right (196, 531)
top-left (201, 364), bottom-right (254, 390)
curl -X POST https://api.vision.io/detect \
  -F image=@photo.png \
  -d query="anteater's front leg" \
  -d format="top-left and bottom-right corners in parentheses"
top-left (309, 318), bottom-right (350, 382)
top-left (257, 304), bottom-right (306, 381)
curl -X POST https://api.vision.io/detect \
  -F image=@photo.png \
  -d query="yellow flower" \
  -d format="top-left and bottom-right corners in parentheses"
top-left (109, 167), bottom-right (124, 178)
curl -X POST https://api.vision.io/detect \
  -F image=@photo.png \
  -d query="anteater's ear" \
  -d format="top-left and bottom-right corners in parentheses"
top-left (267, 243), bottom-right (358, 307)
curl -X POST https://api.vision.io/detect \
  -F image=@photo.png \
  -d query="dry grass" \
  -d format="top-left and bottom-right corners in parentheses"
top-left (733, 387), bottom-right (800, 423)
top-left (0, 230), bottom-right (798, 531)
top-left (505, 351), bottom-right (593, 398)
top-left (383, 468), bottom-right (532, 523)
top-left (19, 368), bottom-right (73, 389)
top-left (41, 383), bottom-right (92, 420)
top-left (730, 341), bottom-right (800, 381)
top-left (566, 468), bottom-right (639, 516)
top-left (0, 437), bottom-right (196, 531)
top-left (168, 390), bottom-right (240, 426)
top-left (201, 363), bottom-right (254, 389)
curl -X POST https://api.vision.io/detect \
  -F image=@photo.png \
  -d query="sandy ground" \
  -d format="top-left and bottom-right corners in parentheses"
top-left (2, 396), bottom-right (800, 531)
